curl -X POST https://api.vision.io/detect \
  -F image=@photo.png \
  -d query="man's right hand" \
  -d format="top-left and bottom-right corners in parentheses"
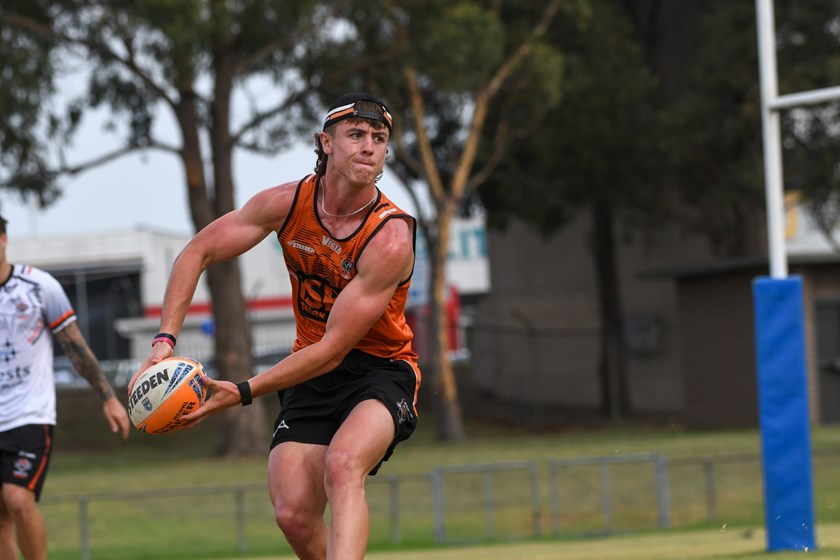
top-left (127, 342), bottom-right (174, 393)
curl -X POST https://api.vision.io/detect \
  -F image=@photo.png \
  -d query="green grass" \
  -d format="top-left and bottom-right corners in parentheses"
top-left (40, 390), bottom-right (840, 559)
top-left (242, 524), bottom-right (840, 559)
top-left (322, 525), bottom-right (840, 559)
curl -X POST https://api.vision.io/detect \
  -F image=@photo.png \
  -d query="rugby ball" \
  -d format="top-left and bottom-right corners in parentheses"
top-left (128, 357), bottom-right (207, 434)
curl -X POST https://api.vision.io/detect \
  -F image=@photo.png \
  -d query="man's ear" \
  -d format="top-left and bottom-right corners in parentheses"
top-left (320, 131), bottom-right (333, 155)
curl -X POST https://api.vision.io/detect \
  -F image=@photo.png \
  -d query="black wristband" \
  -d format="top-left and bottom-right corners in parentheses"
top-left (237, 381), bottom-right (253, 406)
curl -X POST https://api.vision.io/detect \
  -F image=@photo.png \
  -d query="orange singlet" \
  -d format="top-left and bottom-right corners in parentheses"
top-left (277, 174), bottom-right (419, 365)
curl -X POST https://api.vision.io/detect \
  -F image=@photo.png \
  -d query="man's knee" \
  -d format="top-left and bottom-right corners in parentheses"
top-left (2, 486), bottom-right (38, 520)
top-left (274, 501), bottom-right (318, 541)
top-left (324, 448), bottom-right (365, 491)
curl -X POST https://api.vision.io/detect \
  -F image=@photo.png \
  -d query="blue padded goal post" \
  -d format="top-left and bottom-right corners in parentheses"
top-left (753, 276), bottom-right (815, 551)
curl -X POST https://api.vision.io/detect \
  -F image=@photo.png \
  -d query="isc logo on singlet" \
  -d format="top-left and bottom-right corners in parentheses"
top-left (298, 277), bottom-right (340, 322)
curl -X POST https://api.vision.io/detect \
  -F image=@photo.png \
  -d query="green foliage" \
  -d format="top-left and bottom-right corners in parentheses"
top-left (416, 3), bottom-right (505, 92)
top-left (0, 0), bottom-right (324, 203)
top-left (1, 0), bottom-right (572, 445)
top-left (0, 0), bottom-right (61, 204)
top-left (521, 43), bottom-right (564, 108)
top-left (774, 0), bottom-right (840, 243)
top-left (88, 69), bottom-right (157, 147)
top-left (480, 0), bottom-right (840, 257)
top-left (479, 0), bottom-right (665, 238)
top-left (0, 0), bottom-right (336, 455)
top-left (299, 0), bottom-right (567, 201)
top-left (663, 1), bottom-right (766, 255)
top-left (666, 1), bottom-right (840, 255)
top-left (776, 0), bottom-right (840, 93)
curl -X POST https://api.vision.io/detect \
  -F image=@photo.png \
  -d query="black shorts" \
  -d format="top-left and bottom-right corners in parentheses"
top-left (270, 350), bottom-right (420, 475)
top-left (0, 424), bottom-right (54, 501)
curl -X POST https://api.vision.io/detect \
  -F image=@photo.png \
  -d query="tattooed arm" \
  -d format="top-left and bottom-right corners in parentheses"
top-left (54, 322), bottom-right (130, 439)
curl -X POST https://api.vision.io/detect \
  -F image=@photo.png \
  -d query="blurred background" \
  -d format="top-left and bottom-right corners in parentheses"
top-left (3, 1), bottom-right (840, 557)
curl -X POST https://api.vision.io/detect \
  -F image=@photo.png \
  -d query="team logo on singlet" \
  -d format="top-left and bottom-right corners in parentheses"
top-left (287, 240), bottom-right (315, 254)
top-left (341, 258), bottom-right (355, 279)
top-left (322, 235), bottom-right (342, 254)
top-left (298, 275), bottom-right (339, 322)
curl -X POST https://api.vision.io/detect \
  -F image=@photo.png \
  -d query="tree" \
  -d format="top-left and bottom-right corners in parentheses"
top-left (2, 0), bottom-right (574, 444)
top-left (295, 0), bottom-right (571, 440)
top-left (0, 0), bottom-right (351, 455)
top-left (479, 0), bottom-right (674, 421)
top-left (0, 1), bottom-right (60, 206)
top-left (665, 1), bottom-right (840, 256)
top-left (664, 1), bottom-right (767, 256)
top-left (477, 0), bottom-right (840, 421)
top-left (774, 0), bottom-right (840, 250)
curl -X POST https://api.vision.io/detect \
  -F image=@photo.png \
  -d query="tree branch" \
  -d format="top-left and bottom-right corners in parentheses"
top-left (404, 66), bottom-right (447, 210)
top-left (389, 167), bottom-right (429, 225)
top-left (61, 142), bottom-right (180, 176)
top-left (0, 141), bottom-right (179, 194)
top-left (230, 87), bottom-right (310, 145)
top-left (391, 142), bottom-right (426, 179)
top-left (451, 0), bottom-right (563, 201)
top-left (482, 0), bottom-right (561, 99)
top-left (0, 8), bottom-right (176, 109)
top-left (468, 114), bottom-right (513, 190)
top-left (470, 92), bottom-right (545, 190)
top-left (234, 0), bottom-right (353, 75)
top-left (233, 46), bottom-right (406, 145)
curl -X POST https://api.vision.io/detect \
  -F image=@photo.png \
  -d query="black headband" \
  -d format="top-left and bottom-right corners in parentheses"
top-left (323, 93), bottom-right (393, 132)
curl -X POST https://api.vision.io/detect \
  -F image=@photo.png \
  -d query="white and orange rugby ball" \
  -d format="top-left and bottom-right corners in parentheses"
top-left (128, 357), bottom-right (207, 434)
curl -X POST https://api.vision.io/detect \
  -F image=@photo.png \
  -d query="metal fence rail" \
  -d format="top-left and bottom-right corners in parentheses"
top-left (40, 449), bottom-right (840, 558)
top-left (430, 460), bottom-right (541, 544)
top-left (548, 452), bottom-right (671, 535)
top-left (42, 483), bottom-right (267, 560)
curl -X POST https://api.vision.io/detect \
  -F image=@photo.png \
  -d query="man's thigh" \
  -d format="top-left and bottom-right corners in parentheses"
top-left (329, 399), bottom-right (396, 476)
top-left (0, 425), bottom-right (54, 501)
top-left (268, 441), bottom-right (329, 514)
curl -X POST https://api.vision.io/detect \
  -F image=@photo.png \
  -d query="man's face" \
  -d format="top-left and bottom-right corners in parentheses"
top-left (322, 119), bottom-right (389, 186)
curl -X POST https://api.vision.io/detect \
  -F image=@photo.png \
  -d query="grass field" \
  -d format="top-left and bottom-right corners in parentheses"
top-left (244, 524), bottom-right (840, 559)
top-left (42, 390), bottom-right (840, 559)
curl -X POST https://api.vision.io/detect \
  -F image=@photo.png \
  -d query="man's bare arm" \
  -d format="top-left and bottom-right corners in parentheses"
top-left (54, 321), bottom-right (115, 400)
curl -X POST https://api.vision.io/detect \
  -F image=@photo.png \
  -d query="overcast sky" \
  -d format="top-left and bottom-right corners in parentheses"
top-left (1, 91), bottom-right (414, 240)
top-left (1, 136), bottom-right (413, 240)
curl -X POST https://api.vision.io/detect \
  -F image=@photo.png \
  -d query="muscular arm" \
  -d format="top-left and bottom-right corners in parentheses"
top-left (54, 321), bottom-right (115, 400)
top-left (158, 184), bottom-right (296, 338)
top-left (129, 183), bottom-right (296, 390)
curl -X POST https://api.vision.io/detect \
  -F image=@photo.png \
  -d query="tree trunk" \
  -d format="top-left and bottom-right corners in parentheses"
top-left (206, 261), bottom-right (267, 456)
top-left (206, 53), bottom-right (268, 456)
top-left (591, 202), bottom-right (632, 423)
top-left (427, 212), bottom-right (466, 442)
top-left (174, 77), bottom-right (268, 456)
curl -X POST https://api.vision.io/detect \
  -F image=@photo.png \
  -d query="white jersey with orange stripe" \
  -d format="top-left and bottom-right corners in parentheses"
top-left (0, 264), bottom-right (76, 431)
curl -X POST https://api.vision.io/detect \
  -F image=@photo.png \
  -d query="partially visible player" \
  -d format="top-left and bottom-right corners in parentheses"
top-left (0, 216), bottom-right (130, 560)
top-left (129, 92), bottom-right (421, 559)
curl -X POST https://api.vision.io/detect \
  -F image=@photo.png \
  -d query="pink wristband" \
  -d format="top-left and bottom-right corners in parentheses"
top-left (152, 336), bottom-right (175, 349)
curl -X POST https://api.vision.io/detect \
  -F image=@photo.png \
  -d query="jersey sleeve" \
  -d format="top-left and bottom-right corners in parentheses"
top-left (40, 271), bottom-right (77, 332)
